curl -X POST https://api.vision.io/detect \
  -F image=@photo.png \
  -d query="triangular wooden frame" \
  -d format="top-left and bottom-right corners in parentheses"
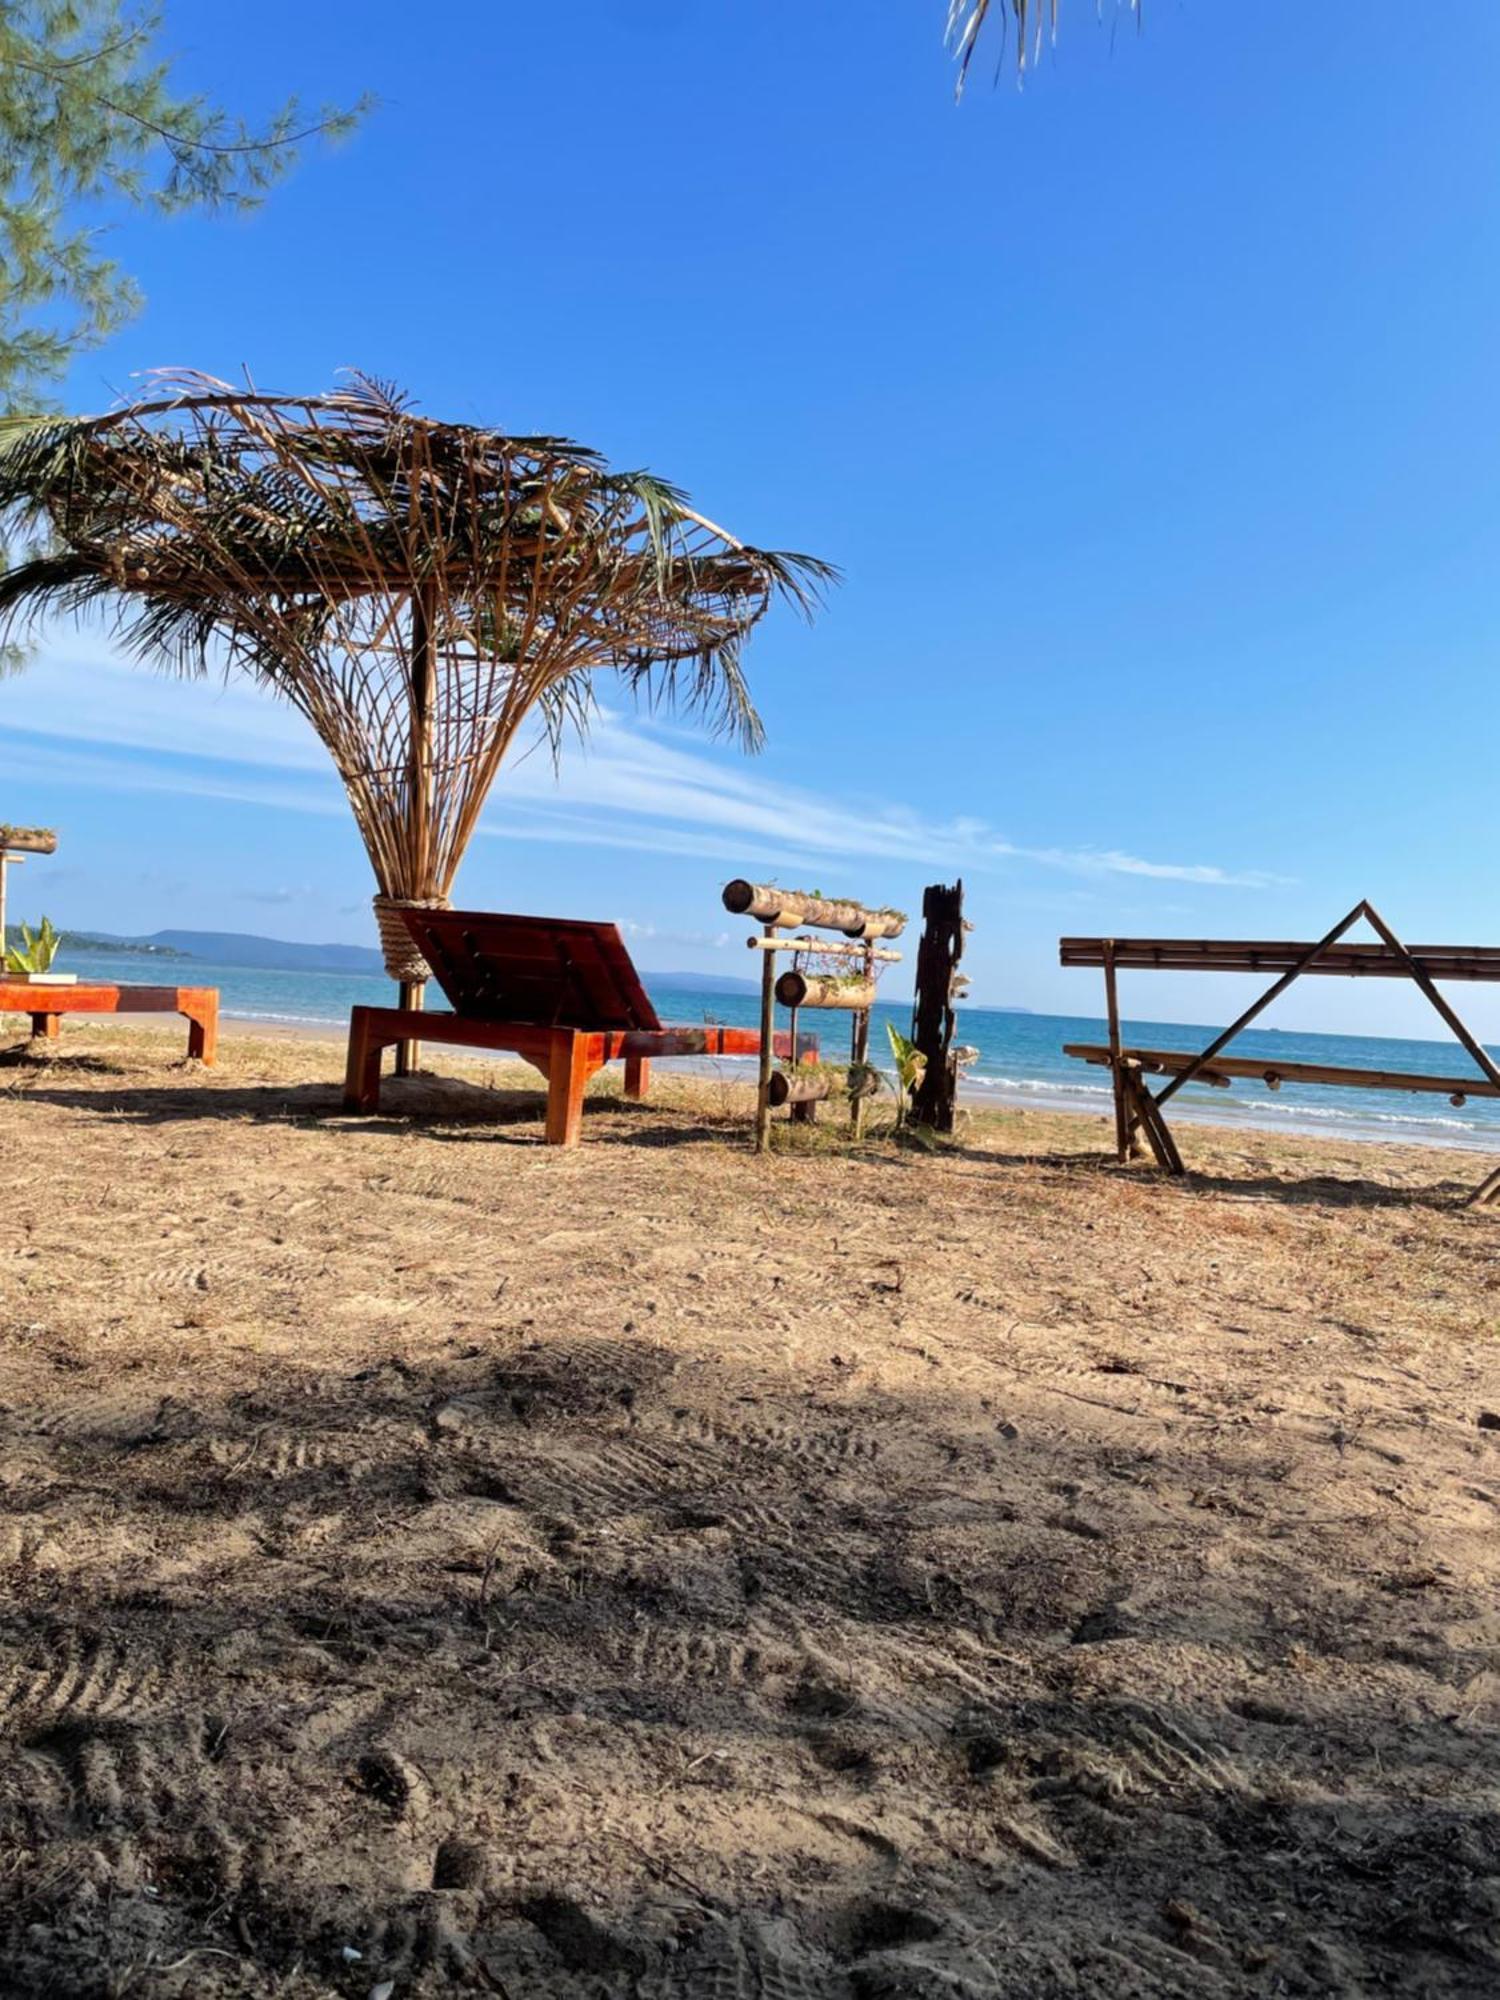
top-left (1116, 901), bottom-right (1500, 1206)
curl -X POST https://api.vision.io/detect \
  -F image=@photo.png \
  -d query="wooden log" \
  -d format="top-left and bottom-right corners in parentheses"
top-left (767, 1070), bottom-right (834, 1107)
top-left (774, 971), bottom-right (876, 1010)
top-left (1064, 1044), bottom-right (1500, 1099)
top-left (723, 880), bottom-right (905, 940)
top-left (0, 826), bottom-right (57, 855)
top-left (1061, 936), bottom-right (1500, 984)
top-left (745, 935), bottom-right (902, 963)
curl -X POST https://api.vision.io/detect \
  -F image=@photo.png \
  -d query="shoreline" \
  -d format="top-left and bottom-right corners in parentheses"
top-left (168, 1010), bottom-right (1500, 1158)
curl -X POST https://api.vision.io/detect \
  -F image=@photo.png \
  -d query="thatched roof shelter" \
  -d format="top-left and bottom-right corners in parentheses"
top-left (0, 371), bottom-right (833, 991)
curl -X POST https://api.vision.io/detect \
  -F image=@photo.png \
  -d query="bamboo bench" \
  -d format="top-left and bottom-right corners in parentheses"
top-left (1060, 901), bottom-right (1500, 1205)
top-left (1, 981), bottom-right (218, 1062)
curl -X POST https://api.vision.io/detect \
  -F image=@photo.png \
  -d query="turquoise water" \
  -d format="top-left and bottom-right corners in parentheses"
top-left (40, 948), bottom-right (1500, 1153)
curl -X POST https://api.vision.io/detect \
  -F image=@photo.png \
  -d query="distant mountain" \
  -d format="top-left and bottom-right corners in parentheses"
top-left (60, 933), bottom-right (773, 988)
top-left (73, 929), bottom-right (386, 974)
top-left (642, 968), bottom-right (760, 996)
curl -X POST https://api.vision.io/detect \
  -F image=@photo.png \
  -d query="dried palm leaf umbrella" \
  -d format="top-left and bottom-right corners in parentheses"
top-left (0, 372), bottom-right (833, 1068)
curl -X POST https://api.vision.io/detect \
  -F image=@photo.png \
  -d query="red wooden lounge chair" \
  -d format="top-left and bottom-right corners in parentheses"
top-left (342, 909), bottom-right (812, 1145)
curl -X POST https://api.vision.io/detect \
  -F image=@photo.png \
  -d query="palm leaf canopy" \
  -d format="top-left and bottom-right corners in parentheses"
top-left (946, 2), bottom-right (1139, 91)
top-left (0, 371), bottom-right (834, 946)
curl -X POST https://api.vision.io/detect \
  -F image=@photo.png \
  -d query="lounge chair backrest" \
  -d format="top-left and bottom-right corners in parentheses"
top-left (401, 909), bottom-right (663, 1031)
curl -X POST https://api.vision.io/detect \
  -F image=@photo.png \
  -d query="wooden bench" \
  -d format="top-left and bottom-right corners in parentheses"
top-left (345, 910), bottom-right (815, 1147)
top-left (1060, 900), bottom-right (1500, 1205)
top-left (1, 981), bottom-right (218, 1063)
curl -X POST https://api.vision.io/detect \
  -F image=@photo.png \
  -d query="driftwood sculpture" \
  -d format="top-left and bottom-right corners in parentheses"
top-left (0, 373), bottom-right (833, 1064)
top-left (909, 880), bottom-right (969, 1132)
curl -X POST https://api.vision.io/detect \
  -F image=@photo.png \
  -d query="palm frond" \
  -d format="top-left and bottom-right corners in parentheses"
top-left (0, 369), bottom-right (833, 920)
top-left (946, 1), bottom-right (1139, 93)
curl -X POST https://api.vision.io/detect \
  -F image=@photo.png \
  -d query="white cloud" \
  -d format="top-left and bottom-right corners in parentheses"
top-left (3, 639), bottom-right (1286, 891)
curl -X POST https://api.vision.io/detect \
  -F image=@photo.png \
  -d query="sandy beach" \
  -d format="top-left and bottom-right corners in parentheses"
top-left (2, 1020), bottom-right (1498, 1996)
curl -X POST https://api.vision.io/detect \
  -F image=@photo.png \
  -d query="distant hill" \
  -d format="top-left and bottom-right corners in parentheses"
top-left (58, 931), bottom-right (770, 990)
top-left (70, 929), bottom-right (386, 974)
top-left (643, 968), bottom-right (760, 996)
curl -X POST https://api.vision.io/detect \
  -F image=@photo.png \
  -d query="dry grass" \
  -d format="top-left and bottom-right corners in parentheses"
top-left (1, 1022), bottom-right (1499, 1997)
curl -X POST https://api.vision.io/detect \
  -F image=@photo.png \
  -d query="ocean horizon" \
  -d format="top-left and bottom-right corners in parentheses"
top-left (39, 947), bottom-right (1500, 1156)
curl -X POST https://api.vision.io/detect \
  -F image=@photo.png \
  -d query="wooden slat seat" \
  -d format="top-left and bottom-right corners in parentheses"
top-left (1065, 1044), bottom-right (1499, 1102)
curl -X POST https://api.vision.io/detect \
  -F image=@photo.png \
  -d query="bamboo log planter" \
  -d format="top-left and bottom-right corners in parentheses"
top-left (767, 1070), bottom-right (834, 1107)
top-left (723, 880), bottom-right (905, 941)
top-left (775, 971), bottom-right (877, 1011)
top-left (730, 875), bottom-right (903, 1150)
top-left (0, 826), bottom-right (58, 854)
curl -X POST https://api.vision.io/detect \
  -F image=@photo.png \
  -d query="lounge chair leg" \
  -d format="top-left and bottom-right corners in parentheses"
top-left (1468, 1161), bottom-right (1500, 1208)
top-left (623, 1054), bottom-right (650, 1101)
top-left (184, 998), bottom-right (218, 1065)
top-left (30, 1012), bottom-right (59, 1041)
top-left (545, 1030), bottom-right (592, 1146)
top-left (344, 1008), bottom-right (385, 1112)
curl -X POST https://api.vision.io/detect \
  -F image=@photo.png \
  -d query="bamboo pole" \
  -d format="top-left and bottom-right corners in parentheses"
top-left (1103, 940), bottom-right (1131, 1163)
top-left (1361, 903), bottom-right (1500, 1095)
top-left (0, 854), bottom-right (14, 965)
top-left (1151, 902), bottom-right (1368, 1112)
top-left (723, 880), bottom-right (905, 940)
top-left (745, 935), bottom-right (902, 963)
top-left (396, 579), bottom-right (436, 1078)
top-left (849, 944), bottom-right (873, 1138)
top-left (755, 921), bottom-right (775, 1154)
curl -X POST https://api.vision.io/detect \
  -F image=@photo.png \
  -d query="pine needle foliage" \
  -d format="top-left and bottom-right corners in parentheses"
top-left (0, 3), bottom-right (368, 401)
top-left (0, 370), bottom-right (835, 916)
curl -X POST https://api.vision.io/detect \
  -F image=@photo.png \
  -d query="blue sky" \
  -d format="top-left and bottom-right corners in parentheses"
top-left (7, 0), bottom-right (1500, 1035)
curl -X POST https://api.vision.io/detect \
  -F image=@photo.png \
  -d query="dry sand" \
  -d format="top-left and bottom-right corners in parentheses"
top-left (1, 1022), bottom-right (1498, 1998)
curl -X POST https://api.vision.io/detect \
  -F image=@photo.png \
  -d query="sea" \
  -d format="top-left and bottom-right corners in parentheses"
top-left (50, 948), bottom-right (1500, 1156)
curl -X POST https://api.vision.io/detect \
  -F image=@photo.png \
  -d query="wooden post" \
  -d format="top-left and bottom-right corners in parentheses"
top-left (755, 921), bottom-right (775, 1154)
top-left (1103, 940), bottom-right (1132, 1162)
top-left (909, 880), bottom-right (966, 1133)
top-left (849, 945), bottom-right (873, 1137)
top-left (544, 1029), bottom-right (596, 1147)
top-left (396, 578), bottom-right (437, 1079)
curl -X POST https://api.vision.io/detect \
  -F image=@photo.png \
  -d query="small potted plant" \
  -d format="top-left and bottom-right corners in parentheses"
top-left (4, 917), bottom-right (76, 984)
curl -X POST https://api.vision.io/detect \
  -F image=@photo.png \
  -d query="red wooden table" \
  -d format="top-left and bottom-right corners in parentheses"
top-left (1, 982), bottom-right (219, 1063)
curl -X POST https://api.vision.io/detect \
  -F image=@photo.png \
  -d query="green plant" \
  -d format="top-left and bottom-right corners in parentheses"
top-left (5, 914), bottom-right (60, 973)
top-left (885, 1024), bottom-right (928, 1131)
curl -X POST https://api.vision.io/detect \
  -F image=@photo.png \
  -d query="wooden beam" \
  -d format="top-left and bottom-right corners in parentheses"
top-left (1065, 1044), bottom-right (1497, 1100)
top-left (745, 935), bottom-right (902, 963)
top-left (1061, 936), bottom-right (1500, 983)
top-left (1360, 903), bottom-right (1500, 1095)
top-left (1151, 903), bottom-right (1369, 1113)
